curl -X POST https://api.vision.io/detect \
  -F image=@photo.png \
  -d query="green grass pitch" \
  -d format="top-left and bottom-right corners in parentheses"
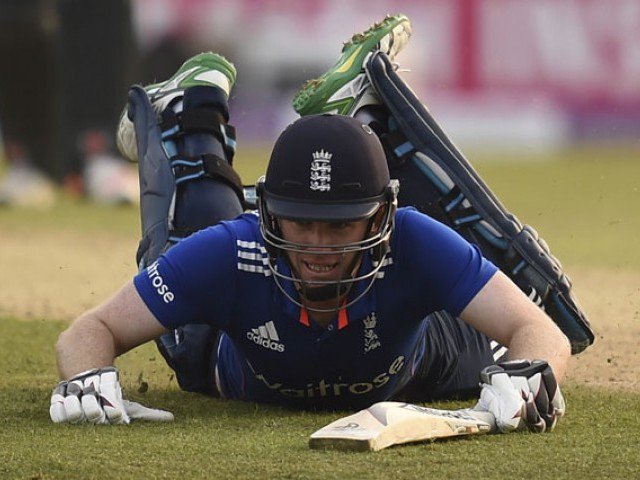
top-left (0, 144), bottom-right (638, 479)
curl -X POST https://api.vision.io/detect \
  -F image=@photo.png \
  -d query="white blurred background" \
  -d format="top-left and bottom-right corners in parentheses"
top-left (1, 0), bottom-right (638, 207)
top-left (134, 0), bottom-right (640, 150)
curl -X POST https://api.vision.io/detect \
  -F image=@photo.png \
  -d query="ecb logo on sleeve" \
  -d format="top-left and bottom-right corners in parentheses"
top-left (363, 312), bottom-right (381, 353)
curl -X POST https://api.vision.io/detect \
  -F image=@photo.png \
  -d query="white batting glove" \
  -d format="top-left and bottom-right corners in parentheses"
top-left (475, 369), bottom-right (525, 433)
top-left (476, 360), bottom-right (565, 433)
top-left (49, 367), bottom-right (174, 424)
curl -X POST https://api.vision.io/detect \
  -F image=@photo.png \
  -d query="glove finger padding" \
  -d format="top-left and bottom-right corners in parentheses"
top-left (476, 370), bottom-right (526, 433)
top-left (63, 380), bottom-right (86, 423)
top-left (95, 369), bottom-right (130, 425)
top-left (49, 382), bottom-right (68, 423)
top-left (49, 367), bottom-right (173, 425)
top-left (525, 366), bottom-right (565, 431)
top-left (81, 382), bottom-right (107, 424)
top-left (501, 359), bottom-right (565, 431)
top-left (510, 375), bottom-right (546, 433)
top-left (483, 359), bottom-right (565, 433)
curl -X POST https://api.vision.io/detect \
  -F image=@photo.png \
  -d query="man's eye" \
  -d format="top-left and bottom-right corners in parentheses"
top-left (331, 222), bottom-right (350, 230)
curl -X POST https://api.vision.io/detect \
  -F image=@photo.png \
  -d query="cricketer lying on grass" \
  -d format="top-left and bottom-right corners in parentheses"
top-left (50, 15), bottom-right (587, 443)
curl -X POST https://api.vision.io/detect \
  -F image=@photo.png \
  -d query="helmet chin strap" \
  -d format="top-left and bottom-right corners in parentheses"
top-left (300, 283), bottom-right (349, 302)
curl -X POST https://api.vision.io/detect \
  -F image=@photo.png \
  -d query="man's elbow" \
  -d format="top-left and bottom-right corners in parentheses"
top-left (55, 313), bottom-right (120, 358)
top-left (559, 330), bottom-right (571, 357)
top-left (544, 322), bottom-right (571, 382)
top-left (557, 328), bottom-right (571, 362)
top-left (54, 326), bottom-right (72, 362)
top-left (546, 313), bottom-right (571, 357)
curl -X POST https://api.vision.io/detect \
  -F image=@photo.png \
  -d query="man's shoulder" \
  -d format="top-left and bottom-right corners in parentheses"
top-left (390, 206), bottom-right (467, 265)
top-left (216, 211), bottom-right (263, 243)
top-left (162, 212), bottom-right (264, 268)
top-left (392, 206), bottom-right (442, 241)
top-left (394, 206), bottom-right (418, 223)
top-left (221, 212), bottom-right (272, 278)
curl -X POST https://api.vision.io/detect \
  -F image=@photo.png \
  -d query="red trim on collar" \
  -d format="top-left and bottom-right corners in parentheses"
top-left (338, 305), bottom-right (349, 330)
top-left (298, 305), bottom-right (349, 329)
top-left (299, 307), bottom-right (310, 327)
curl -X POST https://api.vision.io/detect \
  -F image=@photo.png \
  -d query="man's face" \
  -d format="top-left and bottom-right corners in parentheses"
top-left (278, 218), bottom-right (370, 287)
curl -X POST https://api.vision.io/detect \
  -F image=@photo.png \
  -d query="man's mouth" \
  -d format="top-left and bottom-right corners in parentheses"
top-left (303, 261), bottom-right (338, 274)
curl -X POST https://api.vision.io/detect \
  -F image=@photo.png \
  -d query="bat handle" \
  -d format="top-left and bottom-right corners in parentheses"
top-left (462, 408), bottom-right (497, 432)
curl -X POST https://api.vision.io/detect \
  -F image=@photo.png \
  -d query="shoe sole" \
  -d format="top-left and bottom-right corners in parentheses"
top-left (292, 14), bottom-right (410, 116)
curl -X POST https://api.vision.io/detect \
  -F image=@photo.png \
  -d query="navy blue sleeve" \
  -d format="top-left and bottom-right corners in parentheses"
top-left (133, 223), bottom-right (238, 330)
top-left (395, 208), bottom-right (498, 316)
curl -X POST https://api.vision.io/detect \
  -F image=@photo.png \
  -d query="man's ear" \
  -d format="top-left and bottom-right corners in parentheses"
top-left (370, 206), bottom-right (387, 232)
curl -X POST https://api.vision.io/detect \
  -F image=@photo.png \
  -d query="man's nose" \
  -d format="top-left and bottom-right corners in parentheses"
top-left (305, 223), bottom-right (334, 248)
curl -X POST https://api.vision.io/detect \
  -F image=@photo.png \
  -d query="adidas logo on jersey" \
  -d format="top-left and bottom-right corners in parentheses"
top-left (247, 321), bottom-right (285, 353)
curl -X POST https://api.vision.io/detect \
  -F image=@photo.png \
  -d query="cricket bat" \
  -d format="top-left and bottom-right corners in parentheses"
top-left (309, 402), bottom-right (496, 451)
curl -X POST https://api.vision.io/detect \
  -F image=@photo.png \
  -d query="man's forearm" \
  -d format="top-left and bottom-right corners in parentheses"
top-left (56, 312), bottom-right (119, 380)
top-left (506, 321), bottom-right (571, 382)
top-left (460, 271), bottom-right (572, 382)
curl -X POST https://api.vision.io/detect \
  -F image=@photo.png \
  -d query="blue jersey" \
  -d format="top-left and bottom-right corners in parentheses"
top-left (134, 207), bottom-right (497, 409)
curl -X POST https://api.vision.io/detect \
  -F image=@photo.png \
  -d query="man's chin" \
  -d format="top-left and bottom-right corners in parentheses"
top-left (300, 283), bottom-right (348, 303)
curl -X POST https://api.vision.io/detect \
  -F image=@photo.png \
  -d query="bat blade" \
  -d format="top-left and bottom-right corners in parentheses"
top-left (309, 402), bottom-right (495, 452)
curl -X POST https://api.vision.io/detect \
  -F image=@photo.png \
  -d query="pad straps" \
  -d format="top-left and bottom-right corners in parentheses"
top-left (160, 102), bottom-right (245, 210)
top-left (161, 105), bottom-right (238, 163)
top-left (170, 153), bottom-right (244, 199)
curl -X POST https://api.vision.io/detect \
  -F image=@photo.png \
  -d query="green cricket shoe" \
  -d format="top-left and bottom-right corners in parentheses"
top-left (293, 14), bottom-right (411, 116)
top-left (144, 52), bottom-right (236, 104)
top-left (117, 52), bottom-right (236, 162)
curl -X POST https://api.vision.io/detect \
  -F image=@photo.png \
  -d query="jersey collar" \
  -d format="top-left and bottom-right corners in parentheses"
top-left (276, 255), bottom-right (377, 330)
